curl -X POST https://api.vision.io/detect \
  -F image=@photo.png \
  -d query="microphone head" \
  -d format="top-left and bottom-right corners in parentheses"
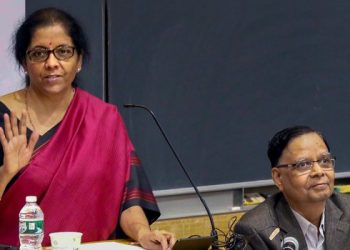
top-left (281, 236), bottom-right (299, 250)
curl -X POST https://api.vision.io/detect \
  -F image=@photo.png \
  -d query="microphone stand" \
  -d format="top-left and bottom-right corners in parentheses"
top-left (124, 104), bottom-right (219, 249)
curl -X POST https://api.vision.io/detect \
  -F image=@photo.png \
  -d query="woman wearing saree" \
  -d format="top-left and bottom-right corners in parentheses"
top-left (0, 7), bottom-right (175, 250)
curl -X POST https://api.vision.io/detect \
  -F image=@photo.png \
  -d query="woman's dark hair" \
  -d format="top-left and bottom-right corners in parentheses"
top-left (267, 125), bottom-right (330, 167)
top-left (13, 7), bottom-right (89, 87)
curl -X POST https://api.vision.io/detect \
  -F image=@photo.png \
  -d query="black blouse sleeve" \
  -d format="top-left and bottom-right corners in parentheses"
top-left (0, 102), bottom-right (11, 166)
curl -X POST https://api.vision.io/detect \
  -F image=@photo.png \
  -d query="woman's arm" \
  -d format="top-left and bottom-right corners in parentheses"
top-left (120, 205), bottom-right (176, 250)
top-left (0, 112), bottom-right (39, 200)
top-left (0, 167), bottom-right (12, 200)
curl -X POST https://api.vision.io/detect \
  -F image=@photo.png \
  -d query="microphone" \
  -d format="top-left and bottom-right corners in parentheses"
top-left (123, 104), bottom-right (220, 249)
top-left (281, 237), bottom-right (299, 250)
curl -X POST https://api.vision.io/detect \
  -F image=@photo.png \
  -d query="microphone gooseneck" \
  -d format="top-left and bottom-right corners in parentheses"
top-left (124, 104), bottom-right (219, 248)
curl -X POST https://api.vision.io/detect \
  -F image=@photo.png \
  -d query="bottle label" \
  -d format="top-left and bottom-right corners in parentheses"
top-left (19, 219), bottom-right (44, 234)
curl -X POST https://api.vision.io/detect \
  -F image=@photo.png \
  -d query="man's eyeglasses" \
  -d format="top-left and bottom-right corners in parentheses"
top-left (275, 156), bottom-right (335, 173)
top-left (26, 45), bottom-right (75, 62)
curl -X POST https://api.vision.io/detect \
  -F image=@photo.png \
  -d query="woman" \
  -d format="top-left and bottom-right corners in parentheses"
top-left (0, 7), bottom-right (176, 249)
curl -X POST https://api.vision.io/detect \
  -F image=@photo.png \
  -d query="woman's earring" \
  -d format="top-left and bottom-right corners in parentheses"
top-left (77, 67), bottom-right (81, 73)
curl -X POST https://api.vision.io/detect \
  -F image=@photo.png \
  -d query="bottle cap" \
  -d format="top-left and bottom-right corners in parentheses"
top-left (26, 196), bottom-right (37, 202)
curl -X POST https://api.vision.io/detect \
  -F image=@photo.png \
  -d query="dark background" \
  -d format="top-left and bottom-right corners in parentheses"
top-left (27, 0), bottom-right (350, 190)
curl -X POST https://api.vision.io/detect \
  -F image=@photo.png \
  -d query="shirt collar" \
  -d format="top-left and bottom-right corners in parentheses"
top-left (291, 208), bottom-right (325, 237)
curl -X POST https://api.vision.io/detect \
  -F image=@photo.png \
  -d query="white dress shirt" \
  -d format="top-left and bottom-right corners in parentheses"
top-left (291, 208), bottom-right (325, 250)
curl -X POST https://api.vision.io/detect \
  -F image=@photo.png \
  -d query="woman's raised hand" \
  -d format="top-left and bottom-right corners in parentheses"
top-left (0, 111), bottom-right (39, 180)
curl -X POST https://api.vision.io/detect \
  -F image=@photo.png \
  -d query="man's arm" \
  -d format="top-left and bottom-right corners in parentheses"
top-left (234, 221), bottom-right (271, 250)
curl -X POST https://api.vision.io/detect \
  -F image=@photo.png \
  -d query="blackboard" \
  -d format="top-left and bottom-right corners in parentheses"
top-left (26, 1), bottom-right (350, 191)
top-left (109, 0), bottom-right (350, 190)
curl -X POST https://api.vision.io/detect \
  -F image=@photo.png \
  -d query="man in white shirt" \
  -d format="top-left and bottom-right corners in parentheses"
top-left (234, 126), bottom-right (350, 250)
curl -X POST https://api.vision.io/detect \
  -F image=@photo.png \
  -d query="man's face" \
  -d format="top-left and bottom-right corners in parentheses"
top-left (272, 132), bottom-right (335, 210)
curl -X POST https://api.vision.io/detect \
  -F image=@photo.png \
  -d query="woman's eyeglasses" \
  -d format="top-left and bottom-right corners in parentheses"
top-left (26, 45), bottom-right (75, 62)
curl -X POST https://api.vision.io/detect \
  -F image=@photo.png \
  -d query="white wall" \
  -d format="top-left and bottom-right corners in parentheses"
top-left (0, 0), bottom-right (25, 95)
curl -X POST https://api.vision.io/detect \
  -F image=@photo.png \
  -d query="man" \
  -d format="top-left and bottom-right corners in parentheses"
top-left (234, 126), bottom-right (350, 250)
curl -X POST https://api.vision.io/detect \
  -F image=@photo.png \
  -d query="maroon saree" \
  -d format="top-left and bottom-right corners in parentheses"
top-left (0, 89), bottom-right (144, 246)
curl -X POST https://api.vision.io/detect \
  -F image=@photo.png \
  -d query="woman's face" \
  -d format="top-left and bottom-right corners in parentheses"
top-left (23, 24), bottom-right (82, 94)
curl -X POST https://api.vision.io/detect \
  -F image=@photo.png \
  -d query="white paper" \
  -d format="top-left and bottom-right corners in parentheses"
top-left (80, 242), bottom-right (144, 250)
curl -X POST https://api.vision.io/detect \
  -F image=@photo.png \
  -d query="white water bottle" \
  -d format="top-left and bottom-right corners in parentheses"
top-left (19, 196), bottom-right (44, 250)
